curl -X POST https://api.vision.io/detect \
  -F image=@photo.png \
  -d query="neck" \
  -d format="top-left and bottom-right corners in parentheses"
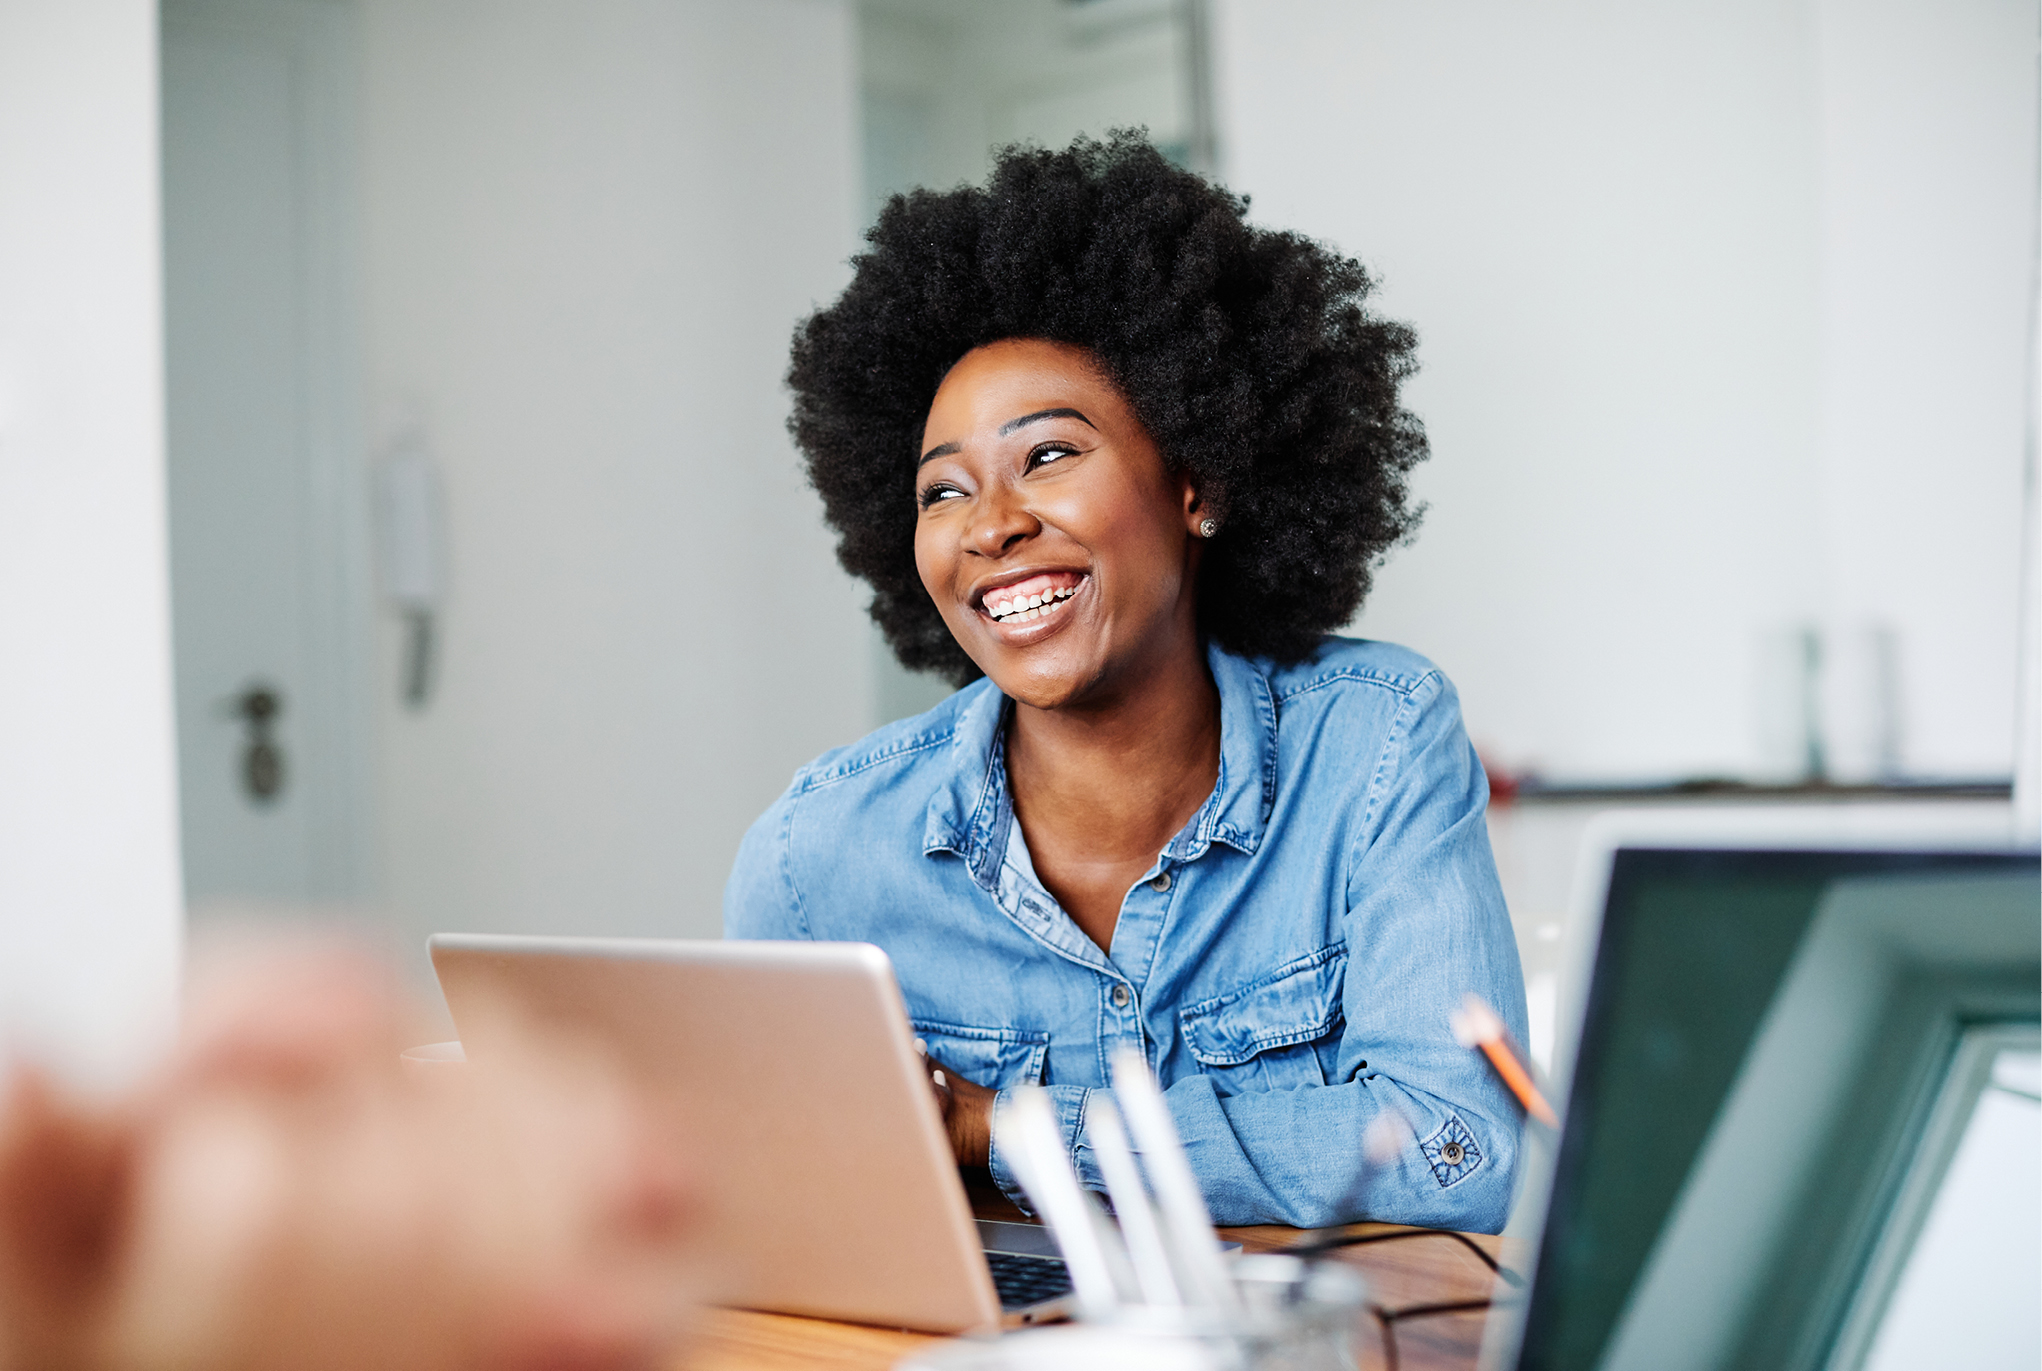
top-left (1006, 631), bottom-right (1222, 862)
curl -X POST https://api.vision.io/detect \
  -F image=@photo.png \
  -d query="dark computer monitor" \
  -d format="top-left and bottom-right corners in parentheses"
top-left (1488, 807), bottom-right (2039, 1371)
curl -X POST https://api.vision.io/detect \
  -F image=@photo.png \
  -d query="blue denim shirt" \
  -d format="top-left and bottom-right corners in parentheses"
top-left (724, 637), bottom-right (1528, 1233)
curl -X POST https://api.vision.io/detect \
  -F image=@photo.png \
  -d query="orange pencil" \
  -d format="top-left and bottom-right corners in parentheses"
top-left (1451, 994), bottom-right (1558, 1128)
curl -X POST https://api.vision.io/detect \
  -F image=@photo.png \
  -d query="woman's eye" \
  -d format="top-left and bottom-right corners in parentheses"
top-left (1027, 442), bottom-right (1080, 470)
top-left (918, 484), bottom-right (965, 509)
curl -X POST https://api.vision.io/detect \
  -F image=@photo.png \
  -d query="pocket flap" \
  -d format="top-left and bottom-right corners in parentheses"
top-left (911, 1019), bottom-right (1050, 1088)
top-left (1177, 945), bottom-right (1347, 1067)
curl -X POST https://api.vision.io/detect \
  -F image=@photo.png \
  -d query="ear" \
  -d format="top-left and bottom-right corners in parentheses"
top-left (1181, 480), bottom-right (1224, 541)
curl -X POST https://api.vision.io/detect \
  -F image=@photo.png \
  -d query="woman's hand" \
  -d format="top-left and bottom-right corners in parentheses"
top-left (919, 1047), bottom-right (996, 1169)
top-left (0, 946), bottom-right (698, 1371)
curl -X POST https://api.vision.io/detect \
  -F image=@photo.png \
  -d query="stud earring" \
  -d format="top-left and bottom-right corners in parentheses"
top-left (1199, 518), bottom-right (1219, 538)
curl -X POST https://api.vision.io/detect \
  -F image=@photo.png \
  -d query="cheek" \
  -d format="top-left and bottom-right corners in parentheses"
top-left (1044, 479), bottom-right (1185, 593)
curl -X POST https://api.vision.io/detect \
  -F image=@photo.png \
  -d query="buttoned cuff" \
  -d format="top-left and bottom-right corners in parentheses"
top-left (987, 1084), bottom-right (1096, 1211)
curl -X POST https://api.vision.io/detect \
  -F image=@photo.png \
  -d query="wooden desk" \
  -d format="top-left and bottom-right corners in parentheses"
top-left (677, 1186), bottom-right (1510, 1371)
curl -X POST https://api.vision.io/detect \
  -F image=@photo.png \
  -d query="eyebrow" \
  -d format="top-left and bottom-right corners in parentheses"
top-left (1000, 407), bottom-right (1095, 436)
top-left (919, 408), bottom-right (1097, 467)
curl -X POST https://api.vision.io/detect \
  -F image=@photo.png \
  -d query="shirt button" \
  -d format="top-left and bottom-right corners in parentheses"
top-left (1440, 1141), bottom-right (1465, 1165)
top-left (1149, 872), bottom-right (1172, 893)
top-left (1111, 984), bottom-right (1132, 1008)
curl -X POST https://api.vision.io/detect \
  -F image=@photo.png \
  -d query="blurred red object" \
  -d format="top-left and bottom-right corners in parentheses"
top-left (1475, 746), bottom-right (1525, 805)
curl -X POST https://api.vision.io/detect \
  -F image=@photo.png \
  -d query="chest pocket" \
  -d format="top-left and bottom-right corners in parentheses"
top-left (1178, 945), bottom-right (1348, 1095)
top-left (912, 1020), bottom-right (1050, 1090)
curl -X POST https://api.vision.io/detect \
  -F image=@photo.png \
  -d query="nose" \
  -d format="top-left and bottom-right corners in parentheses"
top-left (965, 482), bottom-right (1039, 558)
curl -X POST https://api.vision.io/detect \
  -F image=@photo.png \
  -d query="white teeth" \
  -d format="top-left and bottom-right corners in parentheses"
top-left (986, 582), bottom-right (1081, 622)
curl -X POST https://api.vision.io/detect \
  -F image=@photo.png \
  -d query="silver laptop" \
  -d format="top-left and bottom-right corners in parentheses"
top-left (427, 934), bottom-right (1074, 1333)
top-left (1481, 804), bottom-right (2038, 1371)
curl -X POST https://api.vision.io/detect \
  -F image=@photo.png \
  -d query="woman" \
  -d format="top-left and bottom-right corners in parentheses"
top-left (726, 135), bottom-right (1527, 1233)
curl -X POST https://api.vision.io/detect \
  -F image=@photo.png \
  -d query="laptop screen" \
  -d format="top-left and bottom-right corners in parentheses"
top-left (1514, 846), bottom-right (2039, 1371)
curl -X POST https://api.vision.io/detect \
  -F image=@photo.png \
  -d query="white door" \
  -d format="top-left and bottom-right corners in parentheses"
top-left (162, 0), bottom-right (371, 906)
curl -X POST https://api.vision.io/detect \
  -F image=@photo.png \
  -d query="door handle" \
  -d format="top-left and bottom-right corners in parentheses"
top-left (231, 684), bottom-right (286, 803)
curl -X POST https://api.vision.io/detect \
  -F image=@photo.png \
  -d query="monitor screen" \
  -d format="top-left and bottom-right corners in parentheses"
top-left (1515, 846), bottom-right (2039, 1371)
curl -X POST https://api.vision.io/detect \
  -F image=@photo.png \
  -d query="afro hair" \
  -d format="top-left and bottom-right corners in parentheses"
top-left (787, 132), bottom-right (1427, 687)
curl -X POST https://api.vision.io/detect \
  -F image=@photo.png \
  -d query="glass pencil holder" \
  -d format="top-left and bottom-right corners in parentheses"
top-left (897, 1255), bottom-right (1369, 1371)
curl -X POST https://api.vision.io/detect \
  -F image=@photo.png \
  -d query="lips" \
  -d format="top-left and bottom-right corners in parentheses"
top-left (974, 570), bottom-right (1087, 625)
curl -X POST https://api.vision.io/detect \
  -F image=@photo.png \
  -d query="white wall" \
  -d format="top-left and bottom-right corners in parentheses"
top-left (0, 0), bottom-right (183, 1080)
top-left (1215, 0), bottom-right (2034, 784)
top-left (1812, 0), bottom-right (2037, 780)
top-left (360, 0), bottom-right (873, 971)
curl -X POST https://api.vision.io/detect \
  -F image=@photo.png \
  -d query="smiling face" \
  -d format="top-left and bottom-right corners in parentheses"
top-left (914, 338), bottom-right (1208, 711)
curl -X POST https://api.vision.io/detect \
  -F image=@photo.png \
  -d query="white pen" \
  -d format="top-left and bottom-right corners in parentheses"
top-left (1110, 1046), bottom-right (1238, 1309)
top-left (999, 1087), bottom-right (1123, 1319)
top-left (914, 1037), bottom-right (947, 1091)
top-left (1085, 1094), bottom-right (1183, 1305)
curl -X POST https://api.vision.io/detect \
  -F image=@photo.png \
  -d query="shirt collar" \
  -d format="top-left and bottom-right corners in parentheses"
top-left (921, 680), bottom-right (1013, 890)
top-left (923, 642), bottom-right (1277, 889)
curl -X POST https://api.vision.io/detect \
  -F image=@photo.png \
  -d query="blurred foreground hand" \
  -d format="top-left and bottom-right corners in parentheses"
top-left (0, 948), bottom-right (696, 1371)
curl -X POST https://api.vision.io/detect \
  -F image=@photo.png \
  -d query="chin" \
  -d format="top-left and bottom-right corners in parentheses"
top-left (974, 645), bottom-right (1108, 713)
top-left (994, 675), bottom-right (1084, 712)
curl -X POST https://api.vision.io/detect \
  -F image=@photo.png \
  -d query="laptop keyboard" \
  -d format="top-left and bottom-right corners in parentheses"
top-left (986, 1250), bottom-right (1075, 1309)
